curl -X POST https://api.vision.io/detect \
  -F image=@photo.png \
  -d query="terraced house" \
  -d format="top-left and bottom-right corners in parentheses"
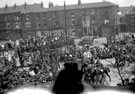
top-left (0, 0), bottom-right (118, 40)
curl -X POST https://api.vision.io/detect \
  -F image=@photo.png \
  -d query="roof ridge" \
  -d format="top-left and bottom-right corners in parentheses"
top-left (0, 3), bottom-right (41, 9)
top-left (0, 1), bottom-right (118, 14)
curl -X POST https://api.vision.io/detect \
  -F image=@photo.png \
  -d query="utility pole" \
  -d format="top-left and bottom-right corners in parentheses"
top-left (64, 1), bottom-right (68, 48)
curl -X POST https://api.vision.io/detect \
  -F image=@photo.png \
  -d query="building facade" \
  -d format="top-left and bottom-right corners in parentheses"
top-left (118, 6), bottom-right (134, 33)
top-left (0, 1), bottom-right (118, 40)
top-left (125, 7), bottom-right (135, 33)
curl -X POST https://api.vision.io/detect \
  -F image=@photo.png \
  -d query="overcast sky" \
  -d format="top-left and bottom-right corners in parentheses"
top-left (0, 0), bottom-right (135, 8)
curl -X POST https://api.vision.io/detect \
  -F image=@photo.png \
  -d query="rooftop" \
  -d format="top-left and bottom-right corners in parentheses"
top-left (119, 6), bottom-right (134, 16)
top-left (127, 7), bottom-right (135, 15)
top-left (0, 3), bottom-right (43, 14)
top-left (0, 1), bottom-right (118, 14)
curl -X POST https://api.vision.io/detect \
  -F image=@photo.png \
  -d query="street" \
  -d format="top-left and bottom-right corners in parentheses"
top-left (100, 58), bottom-right (135, 86)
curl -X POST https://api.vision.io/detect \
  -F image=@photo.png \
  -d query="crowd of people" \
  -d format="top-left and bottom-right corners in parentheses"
top-left (0, 35), bottom-right (135, 93)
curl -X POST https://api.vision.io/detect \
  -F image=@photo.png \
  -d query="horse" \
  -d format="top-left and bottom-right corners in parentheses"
top-left (84, 65), bottom-right (111, 85)
top-left (93, 66), bottom-right (111, 85)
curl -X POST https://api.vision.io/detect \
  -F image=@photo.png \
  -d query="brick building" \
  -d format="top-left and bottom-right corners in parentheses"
top-left (118, 6), bottom-right (134, 33)
top-left (0, 1), bottom-right (118, 40)
top-left (125, 7), bottom-right (135, 33)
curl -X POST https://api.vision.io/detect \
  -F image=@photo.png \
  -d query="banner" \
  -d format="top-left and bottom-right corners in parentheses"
top-left (36, 31), bottom-right (41, 37)
top-left (93, 37), bottom-right (107, 46)
top-left (43, 29), bottom-right (64, 37)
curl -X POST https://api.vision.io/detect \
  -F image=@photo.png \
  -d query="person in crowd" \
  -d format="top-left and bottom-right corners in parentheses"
top-left (1, 35), bottom-right (135, 93)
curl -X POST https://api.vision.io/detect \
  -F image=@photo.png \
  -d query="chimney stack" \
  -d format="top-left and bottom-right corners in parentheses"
top-left (49, 2), bottom-right (53, 8)
top-left (5, 4), bottom-right (8, 10)
top-left (41, 1), bottom-right (44, 8)
top-left (78, 0), bottom-right (81, 5)
top-left (24, 2), bottom-right (27, 9)
top-left (130, 5), bottom-right (133, 7)
top-left (14, 4), bottom-right (17, 9)
top-left (49, 2), bottom-right (50, 8)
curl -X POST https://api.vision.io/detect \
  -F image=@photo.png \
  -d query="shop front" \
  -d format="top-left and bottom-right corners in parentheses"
top-left (0, 29), bottom-right (22, 41)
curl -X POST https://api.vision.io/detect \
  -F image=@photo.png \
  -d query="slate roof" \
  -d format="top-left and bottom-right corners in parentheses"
top-left (49, 1), bottom-right (118, 11)
top-left (35, 1), bottom-right (118, 13)
top-left (0, 1), bottom-right (118, 14)
top-left (0, 3), bottom-right (43, 14)
top-left (127, 7), bottom-right (135, 15)
top-left (119, 6), bottom-right (134, 16)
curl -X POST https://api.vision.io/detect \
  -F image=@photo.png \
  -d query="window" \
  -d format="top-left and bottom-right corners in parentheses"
top-left (71, 29), bottom-right (75, 35)
top-left (37, 22), bottom-right (41, 29)
top-left (132, 27), bottom-right (135, 30)
top-left (71, 19), bottom-right (75, 25)
top-left (104, 19), bottom-right (109, 24)
top-left (53, 20), bottom-right (60, 27)
top-left (43, 13), bottom-right (46, 18)
top-left (131, 20), bottom-right (135, 23)
top-left (0, 17), bottom-right (2, 22)
top-left (14, 22), bottom-right (21, 29)
top-left (14, 16), bottom-right (20, 20)
top-left (83, 27), bottom-right (87, 35)
top-left (91, 9), bottom-right (96, 15)
top-left (104, 11), bottom-right (109, 21)
top-left (26, 15), bottom-right (30, 20)
top-left (6, 23), bottom-right (11, 29)
top-left (132, 24), bottom-right (135, 26)
top-left (25, 22), bottom-right (31, 28)
top-left (5, 31), bottom-right (11, 33)
top-left (105, 15), bottom-right (109, 20)
top-left (72, 29), bottom-right (75, 32)
top-left (82, 17), bottom-right (90, 26)
top-left (115, 15), bottom-right (119, 23)
top-left (4, 16), bottom-right (8, 21)
top-left (131, 16), bottom-right (135, 18)
top-left (54, 11), bottom-right (57, 17)
top-left (43, 22), bottom-right (47, 28)
top-left (91, 20), bottom-right (96, 24)
top-left (82, 10), bottom-right (87, 16)
top-left (92, 28), bottom-right (96, 35)
top-left (71, 11), bottom-right (75, 17)
top-left (7, 16), bottom-right (10, 21)
top-left (36, 14), bottom-right (40, 19)
top-left (105, 11), bottom-right (108, 14)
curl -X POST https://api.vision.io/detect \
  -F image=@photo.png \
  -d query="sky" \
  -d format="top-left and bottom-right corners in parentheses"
top-left (0, 0), bottom-right (135, 8)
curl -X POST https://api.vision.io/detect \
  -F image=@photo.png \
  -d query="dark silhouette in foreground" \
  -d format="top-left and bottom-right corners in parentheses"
top-left (52, 62), bottom-right (84, 94)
